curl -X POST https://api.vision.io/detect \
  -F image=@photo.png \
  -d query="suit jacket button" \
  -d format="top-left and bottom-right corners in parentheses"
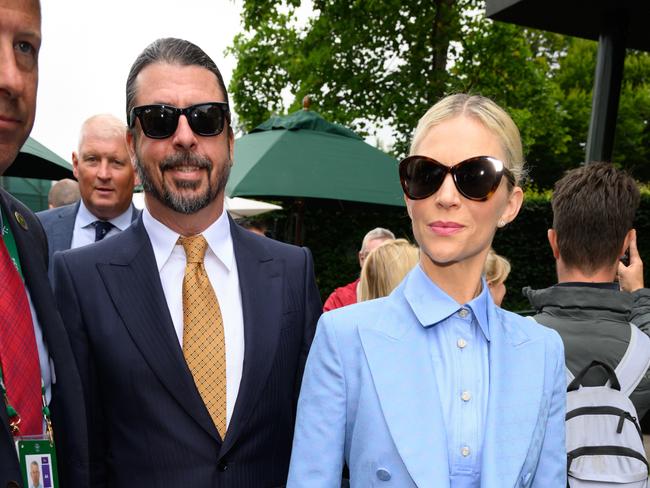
top-left (218, 461), bottom-right (229, 472)
top-left (376, 468), bottom-right (391, 481)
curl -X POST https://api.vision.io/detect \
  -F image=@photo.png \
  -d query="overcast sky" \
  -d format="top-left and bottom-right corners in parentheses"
top-left (31, 0), bottom-right (245, 160)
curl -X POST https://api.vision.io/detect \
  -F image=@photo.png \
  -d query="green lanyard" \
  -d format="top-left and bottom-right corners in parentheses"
top-left (0, 368), bottom-right (52, 440)
top-left (0, 209), bottom-right (24, 279)
top-left (0, 210), bottom-right (53, 440)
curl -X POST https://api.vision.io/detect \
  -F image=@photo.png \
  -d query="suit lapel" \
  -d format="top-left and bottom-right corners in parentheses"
top-left (0, 190), bottom-right (85, 442)
top-left (97, 218), bottom-right (221, 442)
top-left (129, 204), bottom-right (141, 223)
top-left (50, 202), bottom-right (77, 253)
top-left (359, 287), bottom-right (450, 488)
top-left (0, 190), bottom-right (45, 441)
top-left (220, 220), bottom-right (282, 457)
top-left (0, 190), bottom-right (64, 362)
top-left (480, 307), bottom-right (547, 487)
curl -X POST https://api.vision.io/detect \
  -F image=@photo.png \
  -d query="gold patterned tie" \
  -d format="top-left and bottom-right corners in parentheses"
top-left (179, 234), bottom-right (227, 438)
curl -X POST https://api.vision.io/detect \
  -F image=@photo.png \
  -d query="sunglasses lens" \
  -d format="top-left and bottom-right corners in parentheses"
top-left (139, 106), bottom-right (179, 138)
top-left (455, 157), bottom-right (501, 200)
top-left (400, 157), bottom-right (447, 200)
top-left (188, 104), bottom-right (226, 136)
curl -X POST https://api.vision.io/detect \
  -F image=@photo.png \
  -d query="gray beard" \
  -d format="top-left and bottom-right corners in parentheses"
top-left (136, 151), bottom-right (230, 214)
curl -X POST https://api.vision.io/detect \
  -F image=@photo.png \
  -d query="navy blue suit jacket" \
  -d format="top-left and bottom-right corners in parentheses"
top-left (36, 202), bottom-right (140, 280)
top-left (53, 214), bottom-right (321, 488)
top-left (0, 188), bottom-right (88, 488)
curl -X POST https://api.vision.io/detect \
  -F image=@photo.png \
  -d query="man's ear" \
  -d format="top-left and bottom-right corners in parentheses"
top-left (547, 229), bottom-right (560, 259)
top-left (126, 130), bottom-right (136, 161)
top-left (619, 229), bottom-right (634, 257)
top-left (228, 127), bottom-right (235, 163)
top-left (72, 152), bottom-right (79, 179)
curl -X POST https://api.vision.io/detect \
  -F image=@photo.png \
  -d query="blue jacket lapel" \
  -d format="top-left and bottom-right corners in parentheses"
top-left (97, 218), bottom-right (221, 442)
top-left (220, 219), bottom-right (283, 457)
top-left (359, 283), bottom-right (450, 488)
top-left (480, 306), bottom-right (547, 487)
top-left (51, 202), bottom-right (77, 253)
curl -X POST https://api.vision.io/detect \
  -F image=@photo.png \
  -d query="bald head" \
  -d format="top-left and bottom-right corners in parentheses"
top-left (48, 178), bottom-right (80, 208)
top-left (72, 114), bottom-right (136, 220)
top-left (78, 114), bottom-right (127, 150)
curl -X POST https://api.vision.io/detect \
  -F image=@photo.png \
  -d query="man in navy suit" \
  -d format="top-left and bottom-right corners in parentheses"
top-left (53, 37), bottom-right (322, 487)
top-left (37, 114), bottom-right (139, 273)
top-left (0, 1), bottom-right (87, 486)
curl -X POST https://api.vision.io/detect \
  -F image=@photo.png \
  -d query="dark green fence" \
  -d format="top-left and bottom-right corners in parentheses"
top-left (261, 190), bottom-right (650, 312)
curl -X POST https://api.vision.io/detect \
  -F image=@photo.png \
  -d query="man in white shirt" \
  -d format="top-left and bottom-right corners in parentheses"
top-left (37, 114), bottom-right (139, 274)
top-left (53, 37), bottom-right (322, 488)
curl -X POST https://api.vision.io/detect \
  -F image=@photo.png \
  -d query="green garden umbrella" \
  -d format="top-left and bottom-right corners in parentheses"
top-left (227, 108), bottom-right (404, 207)
top-left (4, 136), bottom-right (73, 180)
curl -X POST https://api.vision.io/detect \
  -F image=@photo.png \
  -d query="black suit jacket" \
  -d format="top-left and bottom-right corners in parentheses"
top-left (53, 214), bottom-right (322, 488)
top-left (0, 188), bottom-right (88, 488)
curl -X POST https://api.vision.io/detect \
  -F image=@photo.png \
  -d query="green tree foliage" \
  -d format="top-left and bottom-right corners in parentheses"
top-left (229, 0), bottom-right (650, 188)
top-left (229, 0), bottom-right (463, 154)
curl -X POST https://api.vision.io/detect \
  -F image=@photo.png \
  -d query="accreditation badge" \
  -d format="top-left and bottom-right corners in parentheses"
top-left (15, 436), bottom-right (59, 488)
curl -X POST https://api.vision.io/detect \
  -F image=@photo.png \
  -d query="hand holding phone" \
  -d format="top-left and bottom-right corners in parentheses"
top-left (618, 229), bottom-right (644, 292)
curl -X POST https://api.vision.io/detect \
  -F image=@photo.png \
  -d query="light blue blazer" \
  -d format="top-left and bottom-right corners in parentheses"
top-left (288, 267), bottom-right (566, 487)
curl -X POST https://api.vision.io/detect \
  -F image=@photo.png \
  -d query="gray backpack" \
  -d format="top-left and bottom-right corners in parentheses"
top-left (566, 323), bottom-right (650, 487)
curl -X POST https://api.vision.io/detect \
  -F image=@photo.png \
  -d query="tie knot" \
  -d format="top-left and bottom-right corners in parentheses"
top-left (179, 234), bottom-right (209, 263)
top-left (94, 220), bottom-right (114, 241)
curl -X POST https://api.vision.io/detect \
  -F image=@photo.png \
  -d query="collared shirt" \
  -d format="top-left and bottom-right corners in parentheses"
top-left (411, 264), bottom-right (490, 488)
top-left (70, 200), bottom-right (134, 249)
top-left (0, 214), bottom-right (52, 425)
top-left (142, 206), bottom-right (244, 427)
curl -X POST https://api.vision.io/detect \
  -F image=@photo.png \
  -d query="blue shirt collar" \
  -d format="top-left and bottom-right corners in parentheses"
top-left (403, 264), bottom-right (491, 341)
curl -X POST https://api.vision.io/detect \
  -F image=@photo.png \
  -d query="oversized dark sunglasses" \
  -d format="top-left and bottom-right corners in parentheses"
top-left (129, 102), bottom-right (230, 139)
top-left (399, 155), bottom-right (516, 201)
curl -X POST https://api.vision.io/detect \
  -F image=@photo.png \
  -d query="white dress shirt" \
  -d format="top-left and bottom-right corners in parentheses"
top-left (142, 207), bottom-right (244, 427)
top-left (70, 200), bottom-right (134, 249)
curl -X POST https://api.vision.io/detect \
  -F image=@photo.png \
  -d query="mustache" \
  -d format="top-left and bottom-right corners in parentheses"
top-left (159, 152), bottom-right (212, 171)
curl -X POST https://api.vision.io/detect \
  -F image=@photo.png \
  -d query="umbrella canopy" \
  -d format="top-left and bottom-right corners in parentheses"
top-left (4, 137), bottom-right (73, 180)
top-left (226, 109), bottom-right (404, 207)
top-left (225, 197), bottom-right (282, 219)
top-left (132, 193), bottom-right (282, 219)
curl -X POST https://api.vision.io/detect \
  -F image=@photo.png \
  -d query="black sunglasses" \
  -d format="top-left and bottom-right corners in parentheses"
top-left (129, 102), bottom-right (230, 139)
top-left (399, 155), bottom-right (515, 201)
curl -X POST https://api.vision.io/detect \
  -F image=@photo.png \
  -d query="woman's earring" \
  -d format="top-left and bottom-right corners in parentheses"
top-left (497, 219), bottom-right (506, 228)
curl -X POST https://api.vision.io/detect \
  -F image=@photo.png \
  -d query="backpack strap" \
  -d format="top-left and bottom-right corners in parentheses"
top-left (615, 323), bottom-right (650, 396)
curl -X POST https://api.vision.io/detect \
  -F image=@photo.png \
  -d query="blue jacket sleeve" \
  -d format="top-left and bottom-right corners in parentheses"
top-left (287, 312), bottom-right (346, 487)
top-left (531, 332), bottom-right (567, 487)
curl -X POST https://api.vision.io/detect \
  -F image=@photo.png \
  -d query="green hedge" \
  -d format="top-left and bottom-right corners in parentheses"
top-left (258, 192), bottom-right (650, 312)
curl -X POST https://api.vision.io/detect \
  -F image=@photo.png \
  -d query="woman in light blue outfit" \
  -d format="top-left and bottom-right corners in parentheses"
top-left (287, 94), bottom-right (566, 488)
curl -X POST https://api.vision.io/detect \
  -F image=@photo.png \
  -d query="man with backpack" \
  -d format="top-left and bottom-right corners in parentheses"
top-left (524, 162), bottom-right (650, 486)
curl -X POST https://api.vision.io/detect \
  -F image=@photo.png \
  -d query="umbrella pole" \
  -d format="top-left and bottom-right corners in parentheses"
top-left (294, 198), bottom-right (305, 245)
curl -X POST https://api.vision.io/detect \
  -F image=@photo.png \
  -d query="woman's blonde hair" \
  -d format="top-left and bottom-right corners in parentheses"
top-left (409, 93), bottom-right (525, 186)
top-left (358, 239), bottom-right (419, 302)
top-left (484, 248), bottom-right (511, 286)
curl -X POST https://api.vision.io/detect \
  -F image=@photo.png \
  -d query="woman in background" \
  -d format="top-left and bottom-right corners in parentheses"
top-left (484, 248), bottom-right (512, 306)
top-left (357, 238), bottom-right (419, 302)
top-left (288, 94), bottom-right (566, 487)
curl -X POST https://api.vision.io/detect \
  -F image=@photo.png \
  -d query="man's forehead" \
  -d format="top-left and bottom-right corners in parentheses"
top-left (0, 0), bottom-right (41, 30)
top-left (133, 62), bottom-right (223, 103)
